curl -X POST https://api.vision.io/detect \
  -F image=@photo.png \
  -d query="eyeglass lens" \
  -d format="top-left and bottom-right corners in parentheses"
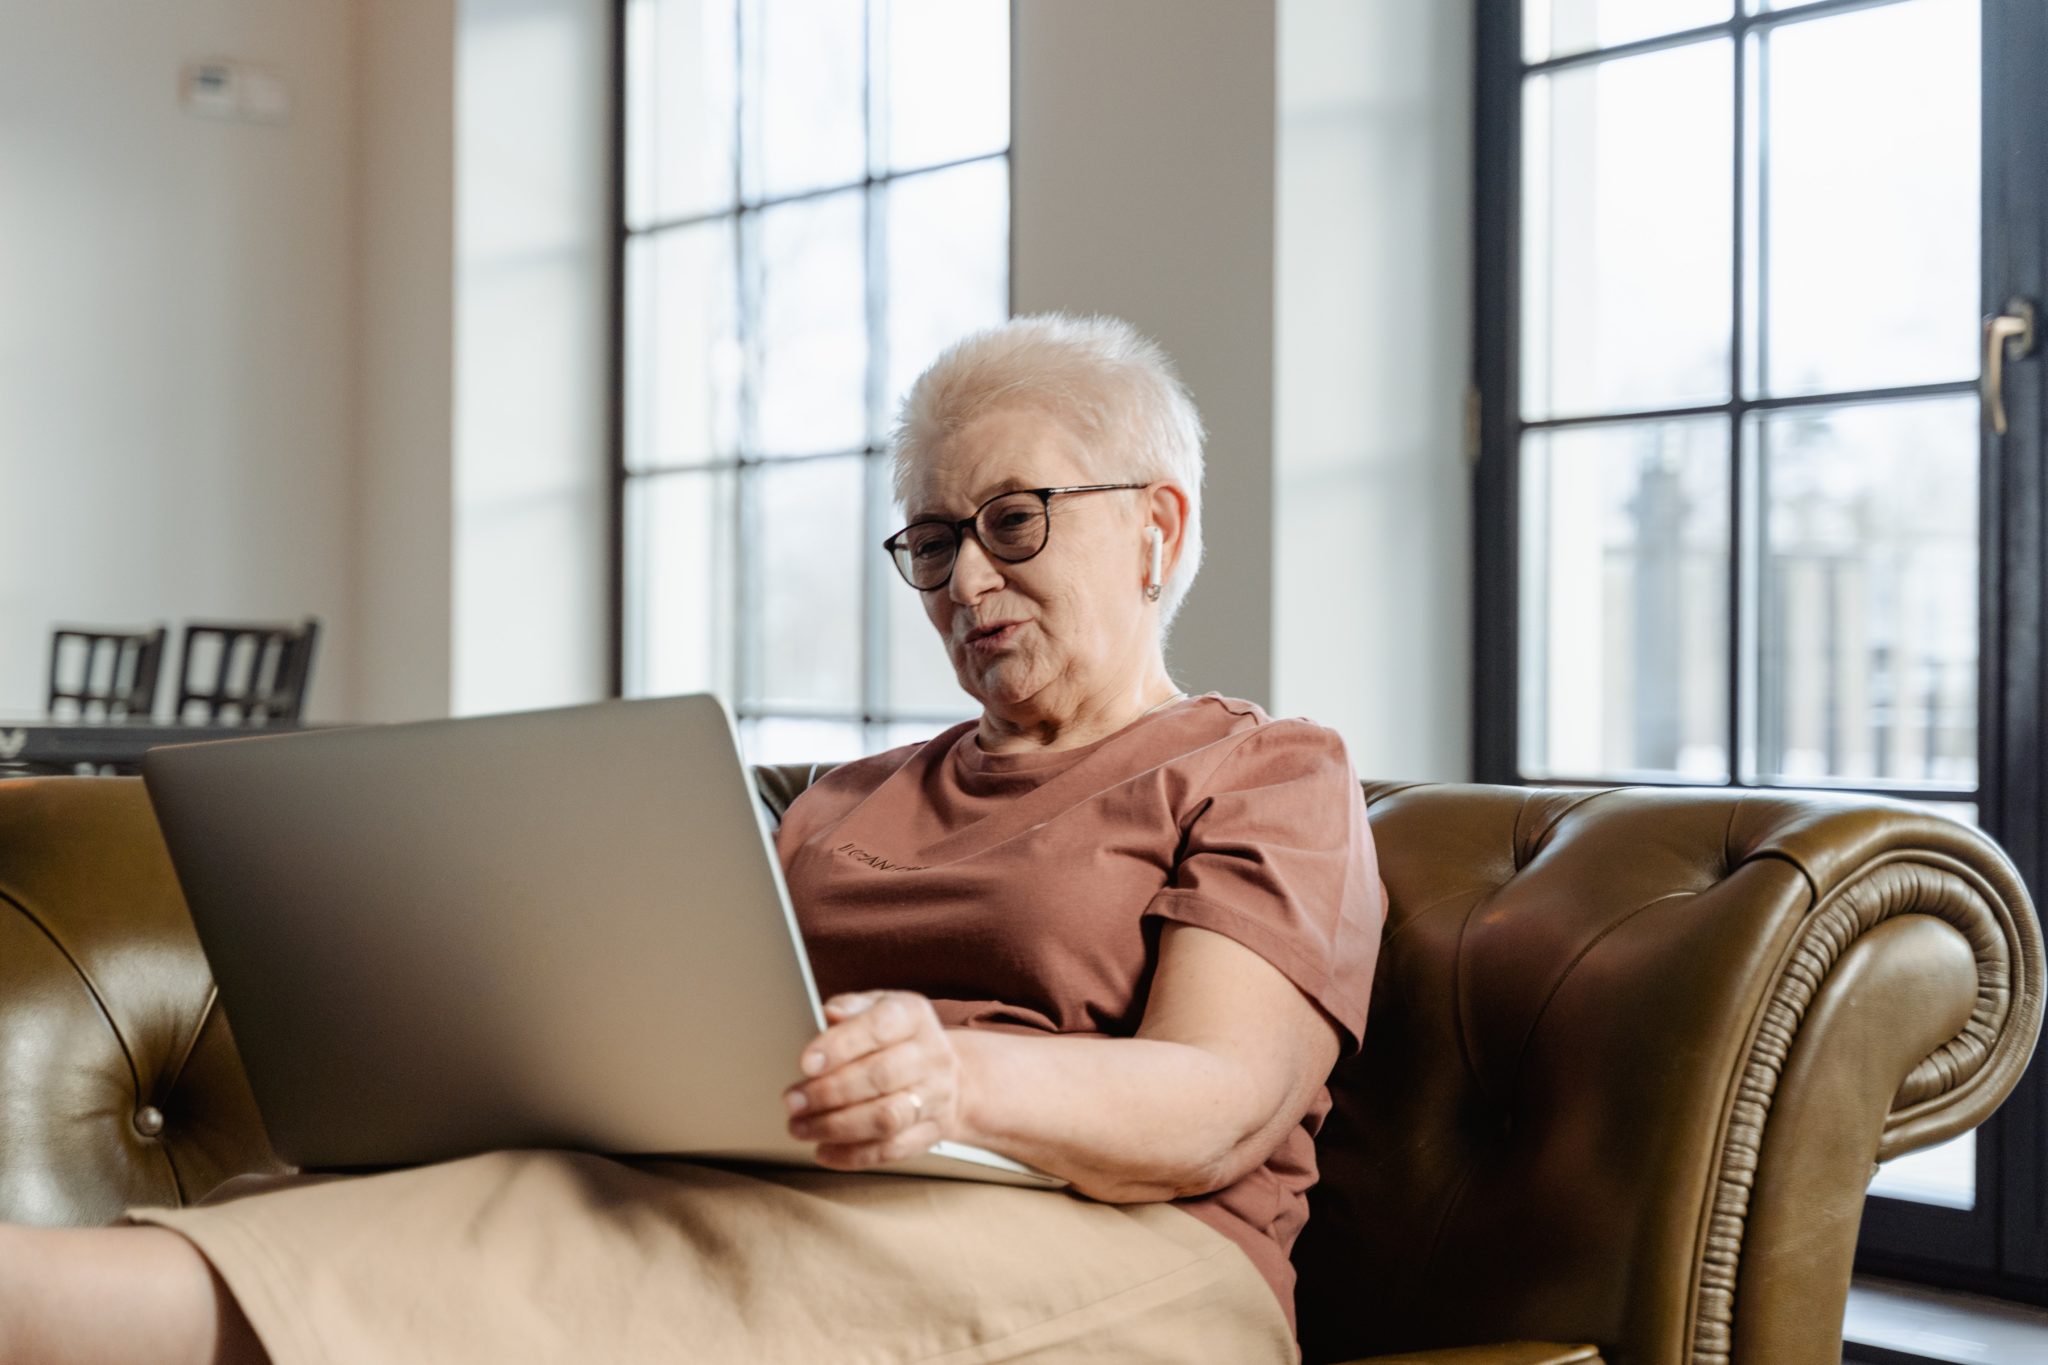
top-left (894, 492), bottom-right (1049, 589)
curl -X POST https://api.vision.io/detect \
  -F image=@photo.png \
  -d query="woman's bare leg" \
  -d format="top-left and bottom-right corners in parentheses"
top-left (0, 1223), bottom-right (266, 1365)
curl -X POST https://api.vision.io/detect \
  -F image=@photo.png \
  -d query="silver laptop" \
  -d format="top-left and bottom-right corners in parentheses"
top-left (141, 694), bottom-right (1063, 1189)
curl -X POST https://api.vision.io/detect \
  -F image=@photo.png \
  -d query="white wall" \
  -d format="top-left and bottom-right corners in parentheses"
top-left (452, 0), bottom-right (612, 718)
top-left (355, 0), bottom-right (457, 723)
top-left (0, 0), bottom-right (610, 727)
top-left (1013, 0), bottom-right (1473, 781)
top-left (1273, 0), bottom-right (1473, 781)
top-left (1012, 1), bottom-right (1279, 709)
top-left (353, 0), bottom-right (615, 724)
top-left (0, 0), bottom-right (360, 721)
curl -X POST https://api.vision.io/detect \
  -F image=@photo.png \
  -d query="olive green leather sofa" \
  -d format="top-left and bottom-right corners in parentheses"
top-left (2, 772), bottom-right (2040, 1365)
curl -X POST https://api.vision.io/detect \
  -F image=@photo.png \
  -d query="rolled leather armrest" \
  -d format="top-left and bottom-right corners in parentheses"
top-left (1337, 1345), bottom-right (1602, 1365)
top-left (1295, 783), bottom-right (2043, 1365)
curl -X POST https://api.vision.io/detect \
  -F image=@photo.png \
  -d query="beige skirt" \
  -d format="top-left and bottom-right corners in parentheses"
top-left (128, 1150), bottom-right (1296, 1365)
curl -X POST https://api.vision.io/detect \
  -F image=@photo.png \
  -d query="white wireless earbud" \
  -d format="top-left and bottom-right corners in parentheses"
top-left (1145, 527), bottom-right (1164, 602)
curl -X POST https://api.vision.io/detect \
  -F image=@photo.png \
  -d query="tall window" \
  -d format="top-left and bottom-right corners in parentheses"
top-left (618, 0), bottom-right (1010, 763)
top-left (1481, 0), bottom-right (2048, 1301)
top-left (1485, 0), bottom-right (1991, 1217)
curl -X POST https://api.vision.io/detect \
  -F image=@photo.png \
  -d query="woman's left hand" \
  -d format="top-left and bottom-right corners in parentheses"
top-left (784, 990), bottom-right (965, 1169)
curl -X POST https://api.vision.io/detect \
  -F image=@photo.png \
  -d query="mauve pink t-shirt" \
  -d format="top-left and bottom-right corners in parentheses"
top-left (772, 693), bottom-right (1385, 1330)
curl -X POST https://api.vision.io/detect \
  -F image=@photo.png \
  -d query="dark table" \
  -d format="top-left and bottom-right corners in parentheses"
top-left (0, 717), bottom-right (331, 774)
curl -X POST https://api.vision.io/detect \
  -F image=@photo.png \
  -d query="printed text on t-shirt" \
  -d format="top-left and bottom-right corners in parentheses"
top-left (835, 842), bottom-right (929, 872)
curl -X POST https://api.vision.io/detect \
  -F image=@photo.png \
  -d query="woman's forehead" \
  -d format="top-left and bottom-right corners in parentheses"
top-left (905, 408), bottom-right (1095, 516)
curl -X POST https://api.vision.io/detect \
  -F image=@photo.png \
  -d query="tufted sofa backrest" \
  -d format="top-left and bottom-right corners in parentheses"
top-left (0, 778), bottom-right (280, 1225)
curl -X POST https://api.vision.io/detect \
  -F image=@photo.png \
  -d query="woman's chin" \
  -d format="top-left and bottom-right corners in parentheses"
top-left (959, 659), bottom-right (1040, 708)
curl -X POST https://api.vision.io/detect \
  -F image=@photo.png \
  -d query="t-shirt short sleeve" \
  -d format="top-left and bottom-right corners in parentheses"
top-left (1142, 719), bottom-right (1384, 1054)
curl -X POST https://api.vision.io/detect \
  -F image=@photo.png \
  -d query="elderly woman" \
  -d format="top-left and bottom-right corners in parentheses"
top-left (0, 314), bottom-right (1383, 1363)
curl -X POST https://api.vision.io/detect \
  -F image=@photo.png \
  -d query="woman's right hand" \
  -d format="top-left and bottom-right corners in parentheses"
top-left (782, 990), bottom-right (969, 1170)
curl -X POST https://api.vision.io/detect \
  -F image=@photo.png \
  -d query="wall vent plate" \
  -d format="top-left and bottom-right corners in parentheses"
top-left (180, 61), bottom-right (291, 126)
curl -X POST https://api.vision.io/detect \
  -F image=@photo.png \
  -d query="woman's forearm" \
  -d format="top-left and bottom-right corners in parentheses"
top-left (785, 934), bottom-right (1338, 1190)
top-left (945, 1027), bottom-right (1266, 1204)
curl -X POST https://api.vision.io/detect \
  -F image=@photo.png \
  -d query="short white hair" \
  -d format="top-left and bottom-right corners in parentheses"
top-left (890, 313), bottom-right (1207, 631)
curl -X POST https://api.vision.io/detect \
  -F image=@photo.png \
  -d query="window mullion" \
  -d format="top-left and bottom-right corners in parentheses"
top-left (861, 0), bottom-right (887, 740)
top-left (1728, 15), bottom-right (1749, 787)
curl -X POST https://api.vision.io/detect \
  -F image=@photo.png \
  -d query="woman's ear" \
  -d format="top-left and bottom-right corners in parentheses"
top-left (1145, 482), bottom-right (1190, 578)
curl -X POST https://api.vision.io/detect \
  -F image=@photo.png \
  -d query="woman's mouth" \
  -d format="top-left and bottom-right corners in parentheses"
top-left (965, 621), bottom-right (1025, 653)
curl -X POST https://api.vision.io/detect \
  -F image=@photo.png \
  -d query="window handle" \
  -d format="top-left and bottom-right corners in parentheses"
top-left (1984, 298), bottom-right (2037, 436)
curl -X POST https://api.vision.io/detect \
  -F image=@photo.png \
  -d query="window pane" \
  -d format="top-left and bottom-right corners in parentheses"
top-left (625, 221), bottom-right (741, 472)
top-left (1752, 0), bottom-right (1979, 398)
top-left (1751, 396), bottom-right (1978, 788)
top-left (1519, 418), bottom-right (1730, 779)
top-left (1870, 1131), bottom-right (1974, 1211)
top-left (626, 0), bottom-right (738, 227)
top-left (745, 458), bottom-right (865, 709)
top-left (883, 160), bottom-right (1010, 435)
top-left (741, 0), bottom-right (866, 202)
top-left (1522, 41), bottom-right (1734, 420)
top-left (740, 716), bottom-right (866, 767)
top-left (747, 189), bottom-right (868, 456)
top-left (625, 470), bottom-right (736, 698)
top-left (882, 0), bottom-right (1010, 173)
top-left (1522, 0), bottom-right (1731, 64)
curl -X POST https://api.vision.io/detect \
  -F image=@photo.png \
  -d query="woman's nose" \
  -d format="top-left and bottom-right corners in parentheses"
top-left (948, 532), bottom-right (1005, 604)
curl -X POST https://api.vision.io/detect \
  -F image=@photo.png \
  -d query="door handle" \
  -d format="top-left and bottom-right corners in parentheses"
top-left (1984, 298), bottom-right (2038, 436)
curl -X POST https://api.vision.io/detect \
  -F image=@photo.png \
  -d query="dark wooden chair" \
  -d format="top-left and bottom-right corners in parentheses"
top-left (173, 618), bottom-right (321, 725)
top-left (47, 625), bottom-right (168, 721)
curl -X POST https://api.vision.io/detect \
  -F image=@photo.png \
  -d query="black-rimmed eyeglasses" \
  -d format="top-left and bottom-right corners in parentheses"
top-left (882, 484), bottom-right (1148, 591)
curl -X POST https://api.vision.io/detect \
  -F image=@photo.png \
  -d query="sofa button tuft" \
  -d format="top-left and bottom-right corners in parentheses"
top-left (134, 1106), bottom-right (166, 1138)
